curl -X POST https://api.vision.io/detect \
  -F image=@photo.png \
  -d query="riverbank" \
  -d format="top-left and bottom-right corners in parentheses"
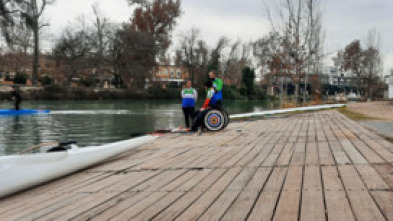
top-left (1, 110), bottom-right (392, 220)
top-left (0, 84), bottom-right (272, 101)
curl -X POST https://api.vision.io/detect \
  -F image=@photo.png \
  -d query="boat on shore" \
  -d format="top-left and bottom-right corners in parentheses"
top-left (0, 135), bottom-right (156, 198)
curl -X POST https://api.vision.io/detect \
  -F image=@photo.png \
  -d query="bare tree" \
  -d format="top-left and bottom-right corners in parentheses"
top-left (17, 0), bottom-right (55, 84)
top-left (222, 41), bottom-right (252, 87)
top-left (260, 0), bottom-right (324, 102)
top-left (52, 18), bottom-right (93, 86)
top-left (115, 27), bottom-right (157, 89)
top-left (177, 27), bottom-right (201, 84)
top-left (363, 29), bottom-right (383, 100)
top-left (89, 4), bottom-right (119, 88)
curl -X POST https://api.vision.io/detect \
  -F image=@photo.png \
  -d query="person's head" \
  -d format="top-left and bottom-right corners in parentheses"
top-left (209, 70), bottom-right (216, 79)
top-left (186, 80), bottom-right (192, 88)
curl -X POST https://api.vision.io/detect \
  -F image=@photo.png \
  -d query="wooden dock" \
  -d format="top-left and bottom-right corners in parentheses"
top-left (1, 110), bottom-right (393, 220)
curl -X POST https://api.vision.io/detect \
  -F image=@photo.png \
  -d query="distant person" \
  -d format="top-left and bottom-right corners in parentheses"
top-left (208, 70), bottom-right (223, 108)
top-left (11, 86), bottom-right (22, 110)
top-left (191, 80), bottom-right (220, 132)
top-left (181, 81), bottom-right (198, 129)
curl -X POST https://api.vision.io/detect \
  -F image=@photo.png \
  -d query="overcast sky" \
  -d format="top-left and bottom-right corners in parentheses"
top-left (44, 0), bottom-right (393, 75)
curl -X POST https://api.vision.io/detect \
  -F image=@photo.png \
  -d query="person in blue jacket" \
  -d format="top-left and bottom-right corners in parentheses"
top-left (181, 81), bottom-right (198, 128)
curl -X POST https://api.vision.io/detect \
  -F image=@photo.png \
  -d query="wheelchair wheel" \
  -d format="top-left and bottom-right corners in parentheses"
top-left (203, 109), bottom-right (225, 131)
top-left (222, 109), bottom-right (230, 128)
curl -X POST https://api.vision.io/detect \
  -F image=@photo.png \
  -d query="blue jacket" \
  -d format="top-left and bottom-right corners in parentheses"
top-left (181, 88), bottom-right (198, 107)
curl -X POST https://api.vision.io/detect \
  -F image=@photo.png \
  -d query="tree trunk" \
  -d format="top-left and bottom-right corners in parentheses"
top-left (32, 23), bottom-right (39, 85)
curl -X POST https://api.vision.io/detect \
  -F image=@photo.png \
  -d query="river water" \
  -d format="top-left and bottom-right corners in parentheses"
top-left (0, 100), bottom-right (279, 155)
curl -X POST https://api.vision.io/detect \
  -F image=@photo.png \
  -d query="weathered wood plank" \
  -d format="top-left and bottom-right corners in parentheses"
top-left (273, 166), bottom-right (302, 221)
top-left (247, 167), bottom-right (287, 221)
top-left (370, 190), bottom-right (393, 220)
top-left (174, 167), bottom-right (242, 220)
top-left (322, 166), bottom-right (355, 221)
top-left (300, 165), bottom-right (325, 221)
top-left (198, 167), bottom-right (257, 220)
top-left (355, 165), bottom-right (390, 190)
top-left (318, 142), bottom-right (335, 166)
top-left (338, 165), bottom-right (386, 221)
top-left (221, 167), bottom-right (272, 221)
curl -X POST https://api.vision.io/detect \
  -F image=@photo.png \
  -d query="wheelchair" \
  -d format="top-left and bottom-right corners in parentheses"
top-left (203, 107), bottom-right (230, 131)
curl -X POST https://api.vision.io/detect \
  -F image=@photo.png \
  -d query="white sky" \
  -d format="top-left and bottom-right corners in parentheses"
top-left (43, 0), bottom-right (393, 75)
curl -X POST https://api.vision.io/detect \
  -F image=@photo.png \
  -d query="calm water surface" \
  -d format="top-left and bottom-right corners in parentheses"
top-left (0, 100), bottom-right (279, 155)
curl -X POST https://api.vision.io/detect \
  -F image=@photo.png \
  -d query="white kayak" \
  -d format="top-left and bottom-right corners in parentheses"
top-left (0, 135), bottom-right (156, 198)
top-left (230, 104), bottom-right (346, 119)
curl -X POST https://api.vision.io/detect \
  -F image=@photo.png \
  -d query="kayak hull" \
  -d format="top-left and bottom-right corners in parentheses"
top-left (0, 109), bottom-right (50, 115)
top-left (230, 104), bottom-right (346, 119)
top-left (0, 135), bottom-right (156, 198)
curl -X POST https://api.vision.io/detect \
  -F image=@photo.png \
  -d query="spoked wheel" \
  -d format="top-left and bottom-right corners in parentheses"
top-left (203, 109), bottom-right (225, 131)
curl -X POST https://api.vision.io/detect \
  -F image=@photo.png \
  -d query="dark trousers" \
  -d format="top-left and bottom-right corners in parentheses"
top-left (182, 107), bottom-right (195, 128)
top-left (15, 99), bottom-right (21, 110)
top-left (191, 108), bottom-right (211, 131)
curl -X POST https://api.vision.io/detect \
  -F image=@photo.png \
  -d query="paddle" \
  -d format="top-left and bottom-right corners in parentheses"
top-left (18, 142), bottom-right (59, 155)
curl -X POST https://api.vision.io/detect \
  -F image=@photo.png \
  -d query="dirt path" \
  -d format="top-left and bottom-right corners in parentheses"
top-left (347, 101), bottom-right (393, 121)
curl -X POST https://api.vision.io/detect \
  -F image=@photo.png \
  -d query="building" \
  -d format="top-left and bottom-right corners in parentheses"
top-left (151, 65), bottom-right (190, 88)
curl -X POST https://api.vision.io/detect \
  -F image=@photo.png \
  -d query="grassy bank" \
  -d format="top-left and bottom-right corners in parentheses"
top-left (337, 108), bottom-right (382, 121)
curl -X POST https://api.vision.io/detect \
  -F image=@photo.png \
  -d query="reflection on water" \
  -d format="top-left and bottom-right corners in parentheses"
top-left (0, 100), bottom-right (278, 155)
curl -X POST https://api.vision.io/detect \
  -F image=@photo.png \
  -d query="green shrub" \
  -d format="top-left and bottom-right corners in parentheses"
top-left (14, 72), bottom-right (27, 84)
top-left (39, 74), bottom-right (53, 86)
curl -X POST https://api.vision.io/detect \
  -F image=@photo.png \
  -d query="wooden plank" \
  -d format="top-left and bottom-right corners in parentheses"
top-left (339, 140), bottom-right (367, 164)
top-left (130, 170), bottom-right (187, 192)
top-left (236, 145), bottom-right (264, 167)
top-left (0, 172), bottom-right (105, 214)
top-left (273, 166), bottom-right (302, 221)
top-left (318, 142), bottom-right (335, 166)
top-left (23, 171), bottom-right (161, 220)
top-left (338, 165), bottom-right (386, 221)
top-left (221, 168), bottom-right (272, 221)
top-left (130, 191), bottom-right (185, 220)
top-left (290, 143), bottom-right (305, 166)
top-left (137, 169), bottom-right (226, 220)
top-left (322, 166), bottom-right (355, 221)
top-left (198, 167), bottom-right (257, 220)
top-left (355, 165), bottom-right (390, 190)
top-left (305, 142), bottom-right (319, 165)
top-left (373, 164), bottom-right (393, 189)
top-left (110, 191), bottom-right (168, 220)
top-left (300, 165), bottom-right (325, 221)
top-left (363, 139), bottom-right (393, 163)
top-left (248, 143), bottom-right (275, 167)
top-left (262, 142), bottom-right (286, 167)
top-left (247, 167), bottom-right (287, 221)
top-left (220, 145), bottom-right (254, 168)
top-left (127, 169), bottom-right (214, 220)
top-left (3, 173), bottom-right (131, 220)
top-left (87, 169), bottom-right (190, 220)
top-left (370, 190), bottom-right (393, 220)
top-left (275, 142), bottom-right (295, 166)
top-left (352, 141), bottom-right (385, 164)
top-left (174, 167), bottom-right (242, 220)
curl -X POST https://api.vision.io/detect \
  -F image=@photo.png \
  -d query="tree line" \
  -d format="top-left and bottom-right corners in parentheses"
top-left (0, 0), bottom-right (387, 101)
